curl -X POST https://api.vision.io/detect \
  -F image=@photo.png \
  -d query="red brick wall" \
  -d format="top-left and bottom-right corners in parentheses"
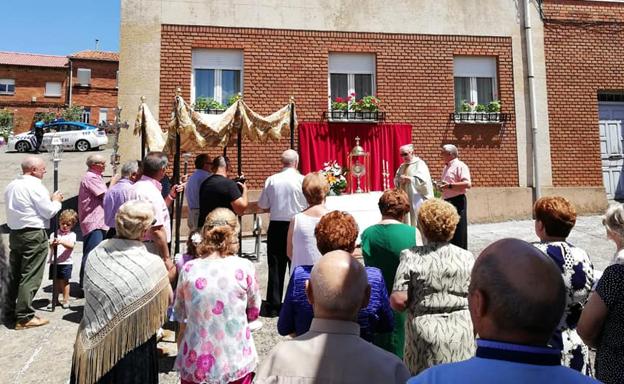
top-left (71, 59), bottom-right (118, 125)
top-left (543, 0), bottom-right (624, 187)
top-left (160, 25), bottom-right (518, 189)
top-left (0, 65), bottom-right (67, 133)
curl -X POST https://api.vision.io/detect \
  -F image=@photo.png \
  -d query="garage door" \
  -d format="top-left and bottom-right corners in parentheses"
top-left (599, 102), bottom-right (624, 200)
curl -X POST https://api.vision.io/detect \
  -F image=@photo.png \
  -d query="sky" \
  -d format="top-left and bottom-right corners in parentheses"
top-left (1, 1), bottom-right (120, 56)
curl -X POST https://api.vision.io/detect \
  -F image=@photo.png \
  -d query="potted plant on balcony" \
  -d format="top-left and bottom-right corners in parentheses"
top-left (331, 97), bottom-right (349, 119)
top-left (193, 97), bottom-right (226, 112)
top-left (457, 100), bottom-right (502, 123)
top-left (353, 95), bottom-right (381, 120)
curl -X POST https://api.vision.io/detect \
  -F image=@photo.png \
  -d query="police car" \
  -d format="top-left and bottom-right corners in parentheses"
top-left (7, 121), bottom-right (108, 153)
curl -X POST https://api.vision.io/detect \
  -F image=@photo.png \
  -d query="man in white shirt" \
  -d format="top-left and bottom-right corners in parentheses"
top-left (4, 156), bottom-right (63, 329)
top-left (258, 149), bottom-right (306, 317)
top-left (185, 153), bottom-right (211, 232)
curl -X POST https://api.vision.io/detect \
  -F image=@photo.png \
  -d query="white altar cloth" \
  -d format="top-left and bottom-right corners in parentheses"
top-left (325, 191), bottom-right (382, 242)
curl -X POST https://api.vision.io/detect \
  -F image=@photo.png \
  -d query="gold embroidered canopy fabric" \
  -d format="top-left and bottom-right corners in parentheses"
top-left (166, 96), bottom-right (295, 152)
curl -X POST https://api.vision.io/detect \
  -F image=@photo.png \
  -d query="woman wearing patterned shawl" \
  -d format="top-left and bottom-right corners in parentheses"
top-left (71, 200), bottom-right (172, 384)
top-left (532, 196), bottom-right (595, 375)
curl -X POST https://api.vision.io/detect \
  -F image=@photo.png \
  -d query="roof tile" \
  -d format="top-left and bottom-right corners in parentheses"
top-left (0, 51), bottom-right (68, 68)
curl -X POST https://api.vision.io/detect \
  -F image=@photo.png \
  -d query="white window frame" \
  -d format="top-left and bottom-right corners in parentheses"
top-left (81, 107), bottom-right (91, 123)
top-left (191, 49), bottom-right (243, 105)
top-left (99, 108), bottom-right (108, 124)
top-left (77, 68), bottom-right (91, 87)
top-left (0, 79), bottom-right (15, 95)
top-left (44, 81), bottom-right (62, 97)
top-left (453, 56), bottom-right (498, 107)
top-left (328, 53), bottom-right (376, 110)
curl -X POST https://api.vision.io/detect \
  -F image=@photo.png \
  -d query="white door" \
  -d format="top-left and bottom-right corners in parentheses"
top-left (599, 103), bottom-right (624, 199)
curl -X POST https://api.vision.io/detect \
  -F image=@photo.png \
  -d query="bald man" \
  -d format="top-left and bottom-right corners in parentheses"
top-left (408, 239), bottom-right (599, 384)
top-left (256, 251), bottom-right (410, 384)
top-left (4, 156), bottom-right (63, 329)
top-left (258, 149), bottom-right (306, 317)
top-left (78, 154), bottom-right (116, 288)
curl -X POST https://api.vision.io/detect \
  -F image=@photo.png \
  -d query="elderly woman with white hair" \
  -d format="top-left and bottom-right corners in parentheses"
top-left (394, 144), bottom-right (434, 226)
top-left (438, 144), bottom-right (471, 249)
top-left (71, 200), bottom-right (172, 384)
top-left (602, 203), bottom-right (624, 265)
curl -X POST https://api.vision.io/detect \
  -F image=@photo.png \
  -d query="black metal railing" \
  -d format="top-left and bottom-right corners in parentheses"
top-left (323, 110), bottom-right (386, 122)
top-left (195, 108), bottom-right (226, 114)
top-left (450, 112), bottom-right (509, 124)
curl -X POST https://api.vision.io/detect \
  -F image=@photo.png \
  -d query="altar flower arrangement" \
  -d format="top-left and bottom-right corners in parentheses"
top-left (320, 160), bottom-right (348, 195)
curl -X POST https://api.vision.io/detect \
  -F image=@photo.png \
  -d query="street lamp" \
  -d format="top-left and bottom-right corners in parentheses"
top-left (49, 135), bottom-right (63, 311)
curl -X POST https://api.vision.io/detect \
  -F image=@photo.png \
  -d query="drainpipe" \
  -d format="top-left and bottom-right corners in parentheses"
top-left (68, 59), bottom-right (73, 107)
top-left (525, 0), bottom-right (541, 199)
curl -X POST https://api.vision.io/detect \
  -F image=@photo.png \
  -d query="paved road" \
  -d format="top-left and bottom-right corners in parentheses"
top-left (0, 146), bottom-right (615, 383)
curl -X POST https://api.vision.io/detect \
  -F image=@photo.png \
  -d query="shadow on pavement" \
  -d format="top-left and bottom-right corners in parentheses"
top-left (62, 305), bottom-right (83, 324)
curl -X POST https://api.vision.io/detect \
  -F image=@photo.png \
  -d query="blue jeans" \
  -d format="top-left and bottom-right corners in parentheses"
top-left (80, 229), bottom-right (105, 287)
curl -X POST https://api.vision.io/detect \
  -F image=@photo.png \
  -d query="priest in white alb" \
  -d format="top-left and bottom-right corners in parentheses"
top-left (394, 144), bottom-right (434, 226)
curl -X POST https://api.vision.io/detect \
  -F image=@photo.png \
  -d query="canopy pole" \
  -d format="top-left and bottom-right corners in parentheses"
top-left (236, 105), bottom-right (243, 257)
top-left (173, 89), bottom-right (182, 257)
top-left (289, 96), bottom-right (295, 150)
top-left (140, 96), bottom-right (146, 159)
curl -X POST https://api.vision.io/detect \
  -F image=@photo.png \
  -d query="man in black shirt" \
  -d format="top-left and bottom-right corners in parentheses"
top-left (198, 156), bottom-right (248, 228)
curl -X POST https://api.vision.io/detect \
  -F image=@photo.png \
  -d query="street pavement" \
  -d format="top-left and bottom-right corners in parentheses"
top-left (0, 146), bottom-right (616, 383)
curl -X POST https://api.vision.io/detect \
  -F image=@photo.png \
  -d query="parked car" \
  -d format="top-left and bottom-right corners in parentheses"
top-left (6, 121), bottom-right (108, 153)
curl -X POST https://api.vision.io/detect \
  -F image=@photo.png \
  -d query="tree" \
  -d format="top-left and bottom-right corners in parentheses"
top-left (62, 105), bottom-right (84, 122)
top-left (0, 109), bottom-right (12, 128)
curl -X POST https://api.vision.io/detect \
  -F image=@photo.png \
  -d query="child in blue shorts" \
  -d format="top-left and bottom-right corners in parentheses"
top-left (48, 209), bottom-right (78, 309)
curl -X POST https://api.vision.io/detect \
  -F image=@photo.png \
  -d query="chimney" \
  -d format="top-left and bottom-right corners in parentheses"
top-left (95, 39), bottom-right (100, 51)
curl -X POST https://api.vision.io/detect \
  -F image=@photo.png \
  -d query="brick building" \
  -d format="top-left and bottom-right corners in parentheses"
top-left (0, 50), bottom-right (118, 134)
top-left (118, 0), bottom-right (622, 221)
top-left (0, 52), bottom-right (68, 133)
top-left (69, 50), bottom-right (119, 126)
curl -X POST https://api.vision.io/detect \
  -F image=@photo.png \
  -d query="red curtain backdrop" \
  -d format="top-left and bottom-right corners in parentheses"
top-left (299, 122), bottom-right (412, 191)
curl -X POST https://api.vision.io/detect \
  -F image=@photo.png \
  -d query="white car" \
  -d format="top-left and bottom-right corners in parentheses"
top-left (7, 121), bottom-right (108, 153)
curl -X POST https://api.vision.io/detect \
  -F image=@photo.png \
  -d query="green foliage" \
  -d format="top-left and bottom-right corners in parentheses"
top-left (460, 100), bottom-right (474, 112)
top-left (331, 97), bottom-right (348, 111)
top-left (487, 100), bottom-right (501, 113)
top-left (353, 95), bottom-right (381, 112)
top-left (62, 105), bottom-right (84, 122)
top-left (226, 94), bottom-right (241, 107)
top-left (475, 103), bottom-right (487, 112)
top-left (34, 112), bottom-right (56, 124)
top-left (193, 97), bottom-right (225, 111)
top-left (0, 109), bottom-right (13, 129)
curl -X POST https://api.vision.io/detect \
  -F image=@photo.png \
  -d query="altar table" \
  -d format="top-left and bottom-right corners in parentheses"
top-left (325, 191), bottom-right (383, 242)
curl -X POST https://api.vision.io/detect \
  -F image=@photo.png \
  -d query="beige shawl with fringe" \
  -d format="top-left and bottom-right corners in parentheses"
top-left (72, 239), bottom-right (171, 384)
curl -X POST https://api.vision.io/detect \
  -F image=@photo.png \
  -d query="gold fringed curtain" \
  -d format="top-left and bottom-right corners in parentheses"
top-left (165, 96), bottom-right (295, 152)
top-left (133, 102), bottom-right (167, 152)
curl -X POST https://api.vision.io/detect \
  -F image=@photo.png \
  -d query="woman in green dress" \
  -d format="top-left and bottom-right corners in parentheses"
top-left (361, 189), bottom-right (420, 358)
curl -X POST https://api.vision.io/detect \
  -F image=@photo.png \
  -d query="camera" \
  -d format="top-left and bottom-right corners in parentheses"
top-left (233, 175), bottom-right (247, 184)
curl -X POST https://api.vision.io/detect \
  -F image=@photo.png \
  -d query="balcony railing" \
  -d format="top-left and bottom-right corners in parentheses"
top-left (323, 110), bottom-right (386, 123)
top-left (195, 108), bottom-right (226, 115)
top-left (450, 112), bottom-right (510, 124)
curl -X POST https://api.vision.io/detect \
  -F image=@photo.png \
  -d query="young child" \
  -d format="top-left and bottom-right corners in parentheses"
top-left (174, 230), bottom-right (201, 273)
top-left (48, 209), bottom-right (78, 309)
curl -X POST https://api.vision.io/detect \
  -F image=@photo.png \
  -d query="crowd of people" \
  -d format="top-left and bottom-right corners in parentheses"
top-left (1, 143), bottom-right (623, 383)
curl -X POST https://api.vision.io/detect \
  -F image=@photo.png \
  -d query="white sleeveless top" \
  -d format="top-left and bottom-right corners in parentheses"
top-left (291, 212), bottom-right (323, 270)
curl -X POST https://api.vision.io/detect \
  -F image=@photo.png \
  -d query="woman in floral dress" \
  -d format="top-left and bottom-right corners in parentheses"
top-left (532, 196), bottom-right (595, 375)
top-left (174, 208), bottom-right (261, 384)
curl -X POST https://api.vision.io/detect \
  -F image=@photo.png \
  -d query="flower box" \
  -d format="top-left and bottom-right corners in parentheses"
top-left (324, 110), bottom-right (386, 122)
top-left (451, 112), bottom-right (509, 124)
